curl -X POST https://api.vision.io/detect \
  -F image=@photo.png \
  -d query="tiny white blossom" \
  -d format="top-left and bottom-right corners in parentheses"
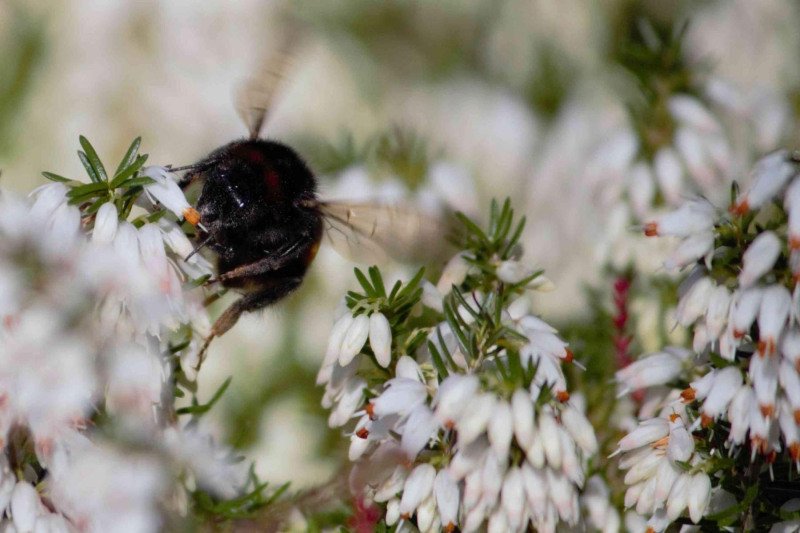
top-left (140, 166), bottom-right (201, 225)
top-left (339, 314), bottom-right (370, 366)
top-left (732, 151), bottom-right (796, 214)
top-left (739, 232), bottom-right (781, 288)
top-left (653, 147), bottom-right (685, 205)
top-left (369, 312), bottom-right (393, 368)
top-left (644, 199), bottom-right (715, 238)
top-left (757, 285), bottom-right (791, 355)
top-left (399, 464), bottom-right (436, 518)
top-left (687, 473), bottom-right (712, 523)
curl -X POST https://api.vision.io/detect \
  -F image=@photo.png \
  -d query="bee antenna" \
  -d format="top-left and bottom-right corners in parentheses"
top-left (185, 234), bottom-right (214, 262)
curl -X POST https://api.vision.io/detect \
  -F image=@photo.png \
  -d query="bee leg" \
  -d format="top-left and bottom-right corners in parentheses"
top-left (215, 241), bottom-right (311, 285)
top-left (195, 277), bottom-right (303, 370)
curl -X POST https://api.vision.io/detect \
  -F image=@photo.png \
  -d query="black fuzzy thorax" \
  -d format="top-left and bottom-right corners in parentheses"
top-left (194, 139), bottom-right (322, 280)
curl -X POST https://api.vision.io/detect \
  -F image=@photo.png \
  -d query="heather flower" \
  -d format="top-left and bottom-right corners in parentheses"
top-left (320, 202), bottom-right (598, 532)
top-left (0, 137), bottom-right (256, 531)
top-left (623, 152), bottom-right (800, 529)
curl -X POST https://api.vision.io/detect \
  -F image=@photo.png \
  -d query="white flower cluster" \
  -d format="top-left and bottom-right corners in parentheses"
top-left (587, 91), bottom-right (733, 219)
top-left (613, 152), bottom-right (800, 530)
top-left (0, 175), bottom-right (244, 531)
top-left (318, 256), bottom-right (604, 532)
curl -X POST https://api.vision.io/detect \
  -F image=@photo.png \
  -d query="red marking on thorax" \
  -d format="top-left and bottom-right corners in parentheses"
top-left (265, 169), bottom-right (281, 193)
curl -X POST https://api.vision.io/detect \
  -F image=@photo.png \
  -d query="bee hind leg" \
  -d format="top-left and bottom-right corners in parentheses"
top-left (194, 277), bottom-right (303, 370)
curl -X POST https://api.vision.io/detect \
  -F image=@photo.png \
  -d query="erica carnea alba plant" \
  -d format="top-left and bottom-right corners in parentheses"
top-left (614, 151), bottom-right (800, 531)
top-left (318, 200), bottom-right (610, 532)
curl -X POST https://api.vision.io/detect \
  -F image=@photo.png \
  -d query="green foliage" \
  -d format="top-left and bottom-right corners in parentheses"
top-left (43, 136), bottom-right (153, 218)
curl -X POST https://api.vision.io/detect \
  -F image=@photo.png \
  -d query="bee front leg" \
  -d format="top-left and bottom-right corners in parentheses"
top-left (196, 277), bottom-right (303, 370)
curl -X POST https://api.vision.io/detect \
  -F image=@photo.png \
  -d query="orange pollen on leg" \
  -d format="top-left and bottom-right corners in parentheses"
top-left (183, 207), bottom-right (201, 225)
top-left (760, 404), bottom-right (775, 418)
top-left (680, 387), bottom-right (696, 402)
top-left (556, 390), bottom-right (570, 403)
top-left (701, 413), bottom-right (713, 428)
top-left (355, 427), bottom-right (369, 439)
top-left (730, 199), bottom-right (749, 215)
top-left (563, 349), bottom-right (574, 363)
top-left (365, 402), bottom-right (376, 420)
top-left (644, 222), bottom-right (658, 237)
top-left (790, 442), bottom-right (800, 461)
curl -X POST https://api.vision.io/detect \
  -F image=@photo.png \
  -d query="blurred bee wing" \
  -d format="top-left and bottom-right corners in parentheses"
top-left (235, 29), bottom-right (305, 139)
top-left (313, 200), bottom-right (454, 265)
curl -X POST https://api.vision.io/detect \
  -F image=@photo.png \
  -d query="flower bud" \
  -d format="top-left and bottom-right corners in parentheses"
top-left (399, 464), bottom-right (436, 517)
top-left (757, 285), bottom-right (791, 356)
top-left (434, 469), bottom-right (459, 530)
top-left (368, 312), bottom-right (392, 368)
top-left (11, 481), bottom-right (39, 533)
top-left (687, 473), bottom-right (711, 523)
top-left (488, 400), bottom-right (513, 460)
top-left (339, 314), bottom-right (370, 366)
top-left (739, 232), bottom-right (781, 288)
top-left (92, 202), bottom-right (119, 244)
top-left (654, 147), bottom-right (684, 205)
top-left (676, 277), bottom-right (714, 327)
top-left (732, 151), bottom-right (795, 214)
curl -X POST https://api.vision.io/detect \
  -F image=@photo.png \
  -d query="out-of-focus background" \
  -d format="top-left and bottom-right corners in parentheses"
top-left (2, 0), bottom-right (799, 490)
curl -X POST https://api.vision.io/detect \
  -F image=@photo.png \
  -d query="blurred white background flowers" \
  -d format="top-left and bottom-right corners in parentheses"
top-left (2, 0), bottom-right (800, 531)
